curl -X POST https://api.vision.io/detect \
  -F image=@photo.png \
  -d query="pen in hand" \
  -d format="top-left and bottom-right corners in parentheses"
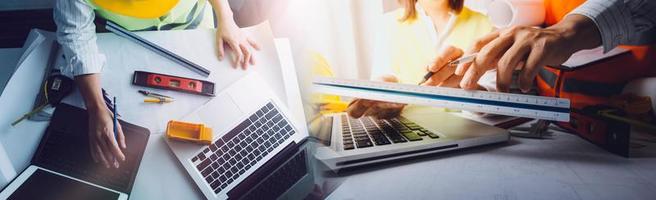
top-left (419, 53), bottom-right (478, 85)
top-left (113, 97), bottom-right (119, 167)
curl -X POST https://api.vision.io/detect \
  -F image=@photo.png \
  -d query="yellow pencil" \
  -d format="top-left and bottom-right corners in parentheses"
top-left (144, 97), bottom-right (174, 103)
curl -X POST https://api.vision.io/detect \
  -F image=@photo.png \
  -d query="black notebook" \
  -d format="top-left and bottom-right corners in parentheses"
top-left (11, 103), bottom-right (149, 199)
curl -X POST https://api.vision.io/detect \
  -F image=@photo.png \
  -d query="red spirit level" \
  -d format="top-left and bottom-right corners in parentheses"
top-left (132, 71), bottom-right (215, 96)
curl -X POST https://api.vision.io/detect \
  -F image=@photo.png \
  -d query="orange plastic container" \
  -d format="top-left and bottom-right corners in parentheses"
top-left (166, 120), bottom-right (213, 145)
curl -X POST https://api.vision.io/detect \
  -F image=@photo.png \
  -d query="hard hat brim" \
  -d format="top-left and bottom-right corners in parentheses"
top-left (92, 0), bottom-right (179, 19)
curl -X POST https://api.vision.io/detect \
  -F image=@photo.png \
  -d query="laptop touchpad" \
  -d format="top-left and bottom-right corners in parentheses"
top-left (192, 94), bottom-right (243, 138)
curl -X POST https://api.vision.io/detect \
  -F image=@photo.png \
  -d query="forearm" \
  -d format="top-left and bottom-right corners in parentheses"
top-left (546, 14), bottom-right (602, 55)
top-left (74, 74), bottom-right (106, 114)
top-left (55, 0), bottom-right (105, 76)
top-left (209, 0), bottom-right (234, 23)
top-left (568, 0), bottom-right (637, 52)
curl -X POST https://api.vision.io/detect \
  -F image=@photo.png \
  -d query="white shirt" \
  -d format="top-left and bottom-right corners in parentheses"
top-left (570, 0), bottom-right (656, 52)
top-left (53, 0), bottom-right (106, 77)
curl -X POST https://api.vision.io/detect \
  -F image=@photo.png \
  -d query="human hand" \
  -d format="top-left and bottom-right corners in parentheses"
top-left (88, 108), bottom-right (126, 168)
top-left (346, 75), bottom-right (406, 119)
top-left (456, 15), bottom-right (601, 93)
top-left (421, 45), bottom-right (465, 88)
top-left (216, 14), bottom-right (260, 70)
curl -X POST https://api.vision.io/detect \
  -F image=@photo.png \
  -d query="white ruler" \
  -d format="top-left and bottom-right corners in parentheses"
top-left (313, 77), bottom-right (570, 122)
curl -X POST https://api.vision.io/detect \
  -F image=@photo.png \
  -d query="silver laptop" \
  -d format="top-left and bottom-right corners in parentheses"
top-left (166, 73), bottom-right (312, 200)
top-left (315, 106), bottom-right (509, 172)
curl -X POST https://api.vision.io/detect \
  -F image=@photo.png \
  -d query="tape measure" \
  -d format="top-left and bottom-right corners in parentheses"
top-left (313, 77), bottom-right (571, 122)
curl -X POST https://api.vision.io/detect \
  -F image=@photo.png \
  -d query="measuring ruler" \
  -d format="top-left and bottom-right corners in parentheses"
top-left (106, 21), bottom-right (211, 77)
top-left (313, 77), bottom-right (571, 122)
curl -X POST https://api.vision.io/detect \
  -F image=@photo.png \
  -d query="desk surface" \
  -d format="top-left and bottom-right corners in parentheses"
top-left (0, 23), bottom-right (302, 199)
top-left (2, 28), bottom-right (656, 200)
top-left (326, 121), bottom-right (656, 200)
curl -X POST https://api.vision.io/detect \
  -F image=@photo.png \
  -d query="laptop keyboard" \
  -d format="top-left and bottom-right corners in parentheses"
top-left (340, 115), bottom-right (439, 150)
top-left (190, 102), bottom-right (295, 194)
top-left (240, 150), bottom-right (308, 200)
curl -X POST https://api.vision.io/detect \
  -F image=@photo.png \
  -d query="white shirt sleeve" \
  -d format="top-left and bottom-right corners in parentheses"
top-left (54, 0), bottom-right (105, 76)
top-left (569, 0), bottom-right (656, 52)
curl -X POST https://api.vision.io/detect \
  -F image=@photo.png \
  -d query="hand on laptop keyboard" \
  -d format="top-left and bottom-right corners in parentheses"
top-left (346, 75), bottom-right (406, 119)
top-left (347, 98), bottom-right (406, 119)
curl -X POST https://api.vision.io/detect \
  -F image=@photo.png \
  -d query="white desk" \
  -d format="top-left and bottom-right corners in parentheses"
top-left (2, 26), bottom-right (656, 200)
top-left (326, 119), bottom-right (656, 200)
top-left (0, 23), bottom-right (308, 199)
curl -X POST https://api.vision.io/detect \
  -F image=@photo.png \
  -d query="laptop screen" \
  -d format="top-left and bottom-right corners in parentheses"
top-left (8, 169), bottom-right (119, 200)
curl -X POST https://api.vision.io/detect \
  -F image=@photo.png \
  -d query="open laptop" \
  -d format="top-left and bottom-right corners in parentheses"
top-left (0, 103), bottom-right (150, 200)
top-left (166, 73), bottom-right (313, 200)
top-left (315, 106), bottom-right (509, 172)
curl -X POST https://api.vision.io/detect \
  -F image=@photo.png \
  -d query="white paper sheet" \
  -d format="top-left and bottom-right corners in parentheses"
top-left (0, 29), bottom-right (54, 187)
top-left (0, 142), bottom-right (16, 189)
top-left (561, 47), bottom-right (629, 68)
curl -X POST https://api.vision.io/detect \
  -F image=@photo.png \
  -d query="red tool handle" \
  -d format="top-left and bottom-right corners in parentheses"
top-left (146, 74), bottom-right (203, 93)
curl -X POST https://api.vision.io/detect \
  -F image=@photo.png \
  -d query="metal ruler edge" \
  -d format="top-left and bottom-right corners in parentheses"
top-left (105, 21), bottom-right (211, 77)
top-left (313, 77), bottom-right (570, 122)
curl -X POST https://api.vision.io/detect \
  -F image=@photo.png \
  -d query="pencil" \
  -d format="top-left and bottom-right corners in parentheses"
top-left (113, 97), bottom-right (119, 165)
top-left (419, 53), bottom-right (478, 85)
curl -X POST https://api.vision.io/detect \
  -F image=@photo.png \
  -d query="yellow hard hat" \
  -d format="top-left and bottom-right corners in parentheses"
top-left (92, 0), bottom-right (179, 19)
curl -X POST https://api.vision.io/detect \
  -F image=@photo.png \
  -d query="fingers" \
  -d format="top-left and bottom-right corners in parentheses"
top-left (460, 63), bottom-right (486, 90)
top-left (497, 59), bottom-right (525, 92)
top-left (350, 100), bottom-right (404, 120)
top-left (519, 48), bottom-right (544, 93)
top-left (347, 99), bottom-right (374, 118)
top-left (496, 46), bottom-right (528, 92)
top-left (497, 40), bottom-right (530, 75)
top-left (116, 121), bottom-right (126, 149)
top-left (496, 36), bottom-right (532, 92)
top-left (461, 31), bottom-right (516, 90)
top-left (429, 46), bottom-right (463, 72)
top-left (240, 44), bottom-right (251, 70)
top-left (95, 143), bottom-right (109, 168)
top-left (456, 31), bottom-right (500, 76)
top-left (423, 64), bottom-right (457, 86)
top-left (89, 137), bottom-right (99, 163)
top-left (247, 37), bottom-right (260, 50)
top-left (438, 75), bottom-right (462, 88)
top-left (217, 38), bottom-right (225, 61)
top-left (104, 131), bottom-right (126, 163)
top-left (378, 75), bottom-right (399, 83)
top-left (96, 135), bottom-right (114, 168)
top-left (367, 102), bottom-right (404, 119)
top-left (227, 40), bottom-right (243, 69)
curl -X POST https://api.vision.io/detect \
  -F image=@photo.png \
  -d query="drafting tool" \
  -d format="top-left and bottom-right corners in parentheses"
top-left (105, 21), bottom-right (211, 77)
top-left (138, 90), bottom-right (173, 99)
top-left (132, 71), bottom-right (215, 96)
top-left (144, 98), bottom-right (174, 103)
top-left (12, 74), bottom-right (73, 126)
top-left (313, 77), bottom-right (571, 122)
top-left (113, 97), bottom-right (119, 164)
top-left (509, 120), bottom-right (553, 139)
top-left (419, 53), bottom-right (477, 85)
top-left (166, 120), bottom-right (213, 145)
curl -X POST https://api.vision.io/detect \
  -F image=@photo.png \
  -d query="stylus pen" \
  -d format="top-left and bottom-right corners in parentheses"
top-left (113, 97), bottom-right (119, 164)
top-left (418, 53), bottom-right (478, 85)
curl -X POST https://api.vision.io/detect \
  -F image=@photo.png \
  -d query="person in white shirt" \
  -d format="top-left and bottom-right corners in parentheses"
top-left (54, 0), bottom-right (259, 169)
top-left (454, 0), bottom-right (656, 93)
